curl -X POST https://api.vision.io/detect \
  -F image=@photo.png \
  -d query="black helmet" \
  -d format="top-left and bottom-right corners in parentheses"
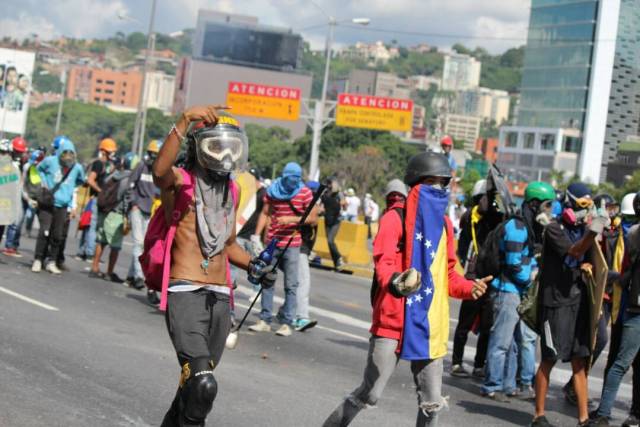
top-left (594, 193), bottom-right (617, 208)
top-left (404, 151), bottom-right (451, 186)
top-left (634, 192), bottom-right (640, 217)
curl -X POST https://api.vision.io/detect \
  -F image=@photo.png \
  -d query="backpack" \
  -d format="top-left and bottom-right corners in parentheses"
top-left (139, 168), bottom-right (238, 311)
top-left (96, 173), bottom-right (120, 213)
top-left (475, 215), bottom-right (534, 281)
top-left (370, 207), bottom-right (405, 306)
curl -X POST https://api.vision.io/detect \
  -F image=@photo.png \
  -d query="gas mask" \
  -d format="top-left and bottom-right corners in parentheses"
top-left (535, 200), bottom-right (553, 226)
top-left (59, 150), bottom-right (76, 169)
top-left (144, 152), bottom-right (156, 167)
top-left (193, 116), bottom-right (248, 174)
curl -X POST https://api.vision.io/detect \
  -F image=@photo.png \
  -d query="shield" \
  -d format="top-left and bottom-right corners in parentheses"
top-left (234, 171), bottom-right (257, 231)
top-left (485, 164), bottom-right (516, 216)
top-left (0, 157), bottom-right (21, 226)
top-left (585, 240), bottom-right (608, 352)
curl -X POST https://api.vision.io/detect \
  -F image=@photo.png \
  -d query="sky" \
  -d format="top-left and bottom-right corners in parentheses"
top-left (0, 0), bottom-right (531, 54)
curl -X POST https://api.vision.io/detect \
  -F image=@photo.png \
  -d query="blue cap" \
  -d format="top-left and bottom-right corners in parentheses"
top-left (305, 180), bottom-right (320, 191)
top-left (567, 182), bottom-right (591, 199)
top-left (282, 162), bottom-right (302, 178)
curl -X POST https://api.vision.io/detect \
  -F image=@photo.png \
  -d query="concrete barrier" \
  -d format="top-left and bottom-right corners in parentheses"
top-left (314, 219), bottom-right (372, 267)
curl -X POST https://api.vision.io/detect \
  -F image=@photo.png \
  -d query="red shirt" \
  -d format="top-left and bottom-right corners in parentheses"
top-left (265, 187), bottom-right (313, 248)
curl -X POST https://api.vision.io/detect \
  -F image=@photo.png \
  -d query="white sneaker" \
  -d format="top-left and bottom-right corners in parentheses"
top-left (275, 324), bottom-right (292, 337)
top-left (46, 262), bottom-right (62, 275)
top-left (248, 320), bottom-right (271, 332)
top-left (31, 259), bottom-right (42, 273)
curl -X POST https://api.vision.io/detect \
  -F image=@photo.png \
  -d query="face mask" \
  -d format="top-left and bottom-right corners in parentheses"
top-left (59, 151), bottom-right (75, 169)
top-left (282, 175), bottom-right (301, 192)
top-left (536, 212), bottom-right (552, 226)
top-left (144, 153), bottom-right (156, 166)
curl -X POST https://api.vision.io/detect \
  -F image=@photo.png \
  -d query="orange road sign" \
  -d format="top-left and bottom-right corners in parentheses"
top-left (226, 81), bottom-right (301, 121)
top-left (336, 93), bottom-right (414, 132)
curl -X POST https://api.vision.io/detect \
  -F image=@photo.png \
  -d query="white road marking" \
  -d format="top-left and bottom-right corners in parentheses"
top-left (0, 286), bottom-right (59, 311)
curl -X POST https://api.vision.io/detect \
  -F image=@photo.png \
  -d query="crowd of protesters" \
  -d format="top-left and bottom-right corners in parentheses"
top-left (3, 115), bottom-right (640, 427)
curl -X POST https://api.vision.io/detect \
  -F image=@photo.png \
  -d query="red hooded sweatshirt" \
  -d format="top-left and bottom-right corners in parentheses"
top-left (370, 200), bottom-right (475, 341)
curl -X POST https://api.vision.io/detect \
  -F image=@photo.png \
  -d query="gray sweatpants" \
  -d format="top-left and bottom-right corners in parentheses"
top-left (323, 336), bottom-right (446, 427)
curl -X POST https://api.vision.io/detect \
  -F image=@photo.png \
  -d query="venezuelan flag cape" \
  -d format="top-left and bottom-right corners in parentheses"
top-left (400, 184), bottom-right (450, 361)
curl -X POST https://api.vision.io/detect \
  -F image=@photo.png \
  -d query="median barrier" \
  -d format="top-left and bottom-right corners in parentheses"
top-left (314, 218), bottom-right (372, 267)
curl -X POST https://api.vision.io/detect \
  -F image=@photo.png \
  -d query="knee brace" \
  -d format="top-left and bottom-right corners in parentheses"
top-left (179, 357), bottom-right (218, 425)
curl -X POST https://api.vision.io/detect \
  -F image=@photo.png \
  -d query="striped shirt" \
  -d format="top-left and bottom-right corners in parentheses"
top-left (265, 187), bottom-right (313, 248)
top-left (492, 217), bottom-right (536, 294)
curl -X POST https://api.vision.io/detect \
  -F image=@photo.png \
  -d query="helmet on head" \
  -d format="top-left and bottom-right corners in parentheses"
top-left (52, 135), bottom-right (70, 152)
top-left (30, 150), bottom-right (44, 164)
top-left (565, 182), bottom-right (593, 210)
top-left (621, 193), bottom-right (636, 215)
top-left (11, 136), bottom-right (27, 153)
top-left (346, 188), bottom-right (355, 197)
top-left (248, 167), bottom-right (261, 180)
top-left (472, 179), bottom-right (487, 198)
top-left (99, 138), bottom-right (117, 153)
top-left (193, 113), bottom-right (248, 174)
top-left (0, 139), bottom-right (11, 153)
top-left (385, 179), bottom-right (408, 198)
top-left (440, 135), bottom-right (453, 147)
top-left (404, 151), bottom-right (451, 186)
top-left (593, 193), bottom-right (617, 209)
top-left (123, 152), bottom-right (138, 171)
top-left (147, 139), bottom-right (162, 154)
top-left (525, 181), bottom-right (555, 203)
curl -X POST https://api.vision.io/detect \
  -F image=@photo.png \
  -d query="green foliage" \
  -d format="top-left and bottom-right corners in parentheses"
top-left (246, 124), bottom-right (298, 178)
top-left (32, 66), bottom-right (62, 93)
top-left (24, 100), bottom-right (175, 161)
top-left (460, 168), bottom-right (482, 200)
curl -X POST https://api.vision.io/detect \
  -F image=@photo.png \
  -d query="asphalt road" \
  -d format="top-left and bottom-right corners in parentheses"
top-left (0, 228), bottom-right (634, 427)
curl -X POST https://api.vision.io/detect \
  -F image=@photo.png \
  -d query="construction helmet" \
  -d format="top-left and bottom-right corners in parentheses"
top-left (472, 179), bottom-right (487, 198)
top-left (404, 151), bottom-right (451, 186)
top-left (0, 139), bottom-right (11, 153)
top-left (440, 135), bottom-right (453, 147)
top-left (621, 193), bottom-right (636, 215)
top-left (99, 138), bottom-right (117, 153)
top-left (524, 181), bottom-right (555, 203)
top-left (593, 193), bottom-right (618, 208)
top-left (147, 139), bottom-right (162, 153)
top-left (11, 136), bottom-right (27, 153)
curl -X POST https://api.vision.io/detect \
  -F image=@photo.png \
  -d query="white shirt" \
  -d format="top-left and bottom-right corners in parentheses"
top-left (345, 195), bottom-right (361, 217)
top-left (370, 201), bottom-right (380, 222)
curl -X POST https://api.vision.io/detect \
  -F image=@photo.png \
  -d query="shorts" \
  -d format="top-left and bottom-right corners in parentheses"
top-left (540, 299), bottom-right (591, 362)
top-left (96, 211), bottom-right (124, 249)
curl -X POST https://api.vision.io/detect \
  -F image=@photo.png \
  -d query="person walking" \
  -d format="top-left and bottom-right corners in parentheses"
top-left (322, 177), bottom-right (346, 270)
top-left (344, 188), bottom-right (360, 223)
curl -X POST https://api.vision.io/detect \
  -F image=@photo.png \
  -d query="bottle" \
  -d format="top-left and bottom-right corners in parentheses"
top-left (248, 239), bottom-right (278, 285)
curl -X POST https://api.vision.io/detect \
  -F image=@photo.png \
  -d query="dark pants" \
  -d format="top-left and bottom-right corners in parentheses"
top-left (606, 309), bottom-right (640, 416)
top-left (162, 286), bottom-right (231, 427)
top-left (326, 222), bottom-right (342, 266)
top-left (34, 207), bottom-right (68, 262)
top-left (452, 295), bottom-right (492, 368)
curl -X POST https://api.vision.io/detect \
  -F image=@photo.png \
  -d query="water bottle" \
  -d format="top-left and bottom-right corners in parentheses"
top-left (248, 239), bottom-right (278, 285)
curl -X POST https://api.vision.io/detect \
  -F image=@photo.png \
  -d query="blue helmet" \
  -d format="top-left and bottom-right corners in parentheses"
top-left (30, 149), bottom-right (44, 164)
top-left (52, 135), bottom-right (71, 152)
top-left (123, 152), bottom-right (138, 170)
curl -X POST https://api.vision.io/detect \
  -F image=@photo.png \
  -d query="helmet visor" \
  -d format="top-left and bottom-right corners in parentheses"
top-left (195, 129), bottom-right (248, 173)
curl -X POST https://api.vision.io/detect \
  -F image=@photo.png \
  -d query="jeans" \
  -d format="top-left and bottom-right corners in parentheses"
top-left (34, 207), bottom-right (68, 262)
top-left (323, 336), bottom-right (445, 427)
top-left (482, 290), bottom-right (520, 394)
top-left (260, 246), bottom-right (299, 326)
top-left (77, 199), bottom-right (97, 258)
top-left (127, 208), bottom-right (150, 280)
top-left (597, 312), bottom-right (640, 418)
top-left (297, 251), bottom-right (311, 320)
top-left (5, 199), bottom-right (28, 249)
top-left (516, 320), bottom-right (537, 386)
top-left (452, 296), bottom-right (492, 368)
top-left (326, 222), bottom-right (342, 266)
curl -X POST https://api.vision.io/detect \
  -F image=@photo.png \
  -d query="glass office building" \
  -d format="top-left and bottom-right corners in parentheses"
top-left (517, 0), bottom-right (599, 133)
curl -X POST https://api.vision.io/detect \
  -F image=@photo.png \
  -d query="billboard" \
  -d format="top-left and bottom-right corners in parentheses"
top-left (0, 48), bottom-right (36, 135)
top-left (226, 81), bottom-right (301, 121)
top-left (336, 93), bottom-right (413, 132)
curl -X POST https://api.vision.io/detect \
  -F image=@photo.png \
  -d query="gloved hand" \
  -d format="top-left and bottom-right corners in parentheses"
top-left (259, 264), bottom-right (277, 289)
top-left (248, 258), bottom-right (277, 289)
top-left (389, 268), bottom-right (421, 297)
top-left (28, 199), bottom-right (38, 209)
top-left (250, 234), bottom-right (264, 257)
top-left (589, 208), bottom-right (610, 234)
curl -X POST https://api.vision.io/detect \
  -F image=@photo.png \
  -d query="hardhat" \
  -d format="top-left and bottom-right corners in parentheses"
top-left (30, 149), bottom-right (44, 164)
top-left (123, 152), bottom-right (139, 170)
top-left (524, 181), bottom-right (555, 203)
top-left (472, 179), bottom-right (487, 198)
top-left (385, 179), bottom-right (408, 198)
top-left (99, 138), bottom-right (117, 153)
top-left (404, 151), bottom-right (451, 186)
top-left (147, 139), bottom-right (162, 153)
top-left (593, 193), bottom-right (618, 208)
top-left (52, 135), bottom-right (69, 151)
top-left (11, 136), bottom-right (27, 153)
top-left (440, 135), bottom-right (453, 147)
top-left (347, 188), bottom-right (355, 196)
top-left (621, 193), bottom-right (636, 215)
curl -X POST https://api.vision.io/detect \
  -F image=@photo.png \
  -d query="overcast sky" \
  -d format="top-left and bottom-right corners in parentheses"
top-left (0, 0), bottom-right (531, 54)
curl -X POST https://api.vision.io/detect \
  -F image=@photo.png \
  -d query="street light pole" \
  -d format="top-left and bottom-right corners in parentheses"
top-left (132, 0), bottom-right (157, 156)
top-left (54, 65), bottom-right (67, 135)
top-left (309, 18), bottom-right (335, 182)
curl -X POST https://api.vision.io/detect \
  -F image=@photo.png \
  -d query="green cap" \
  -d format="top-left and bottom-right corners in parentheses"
top-left (525, 181), bottom-right (555, 203)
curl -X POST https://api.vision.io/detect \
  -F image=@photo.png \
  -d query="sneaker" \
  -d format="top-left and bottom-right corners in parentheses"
top-left (46, 262), bottom-right (62, 275)
top-left (335, 257), bottom-right (345, 270)
top-left (519, 385), bottom-right (535, 400)
top-left (472, 367), bottom-right (485, 378)
top-left (530, 416), bottom-right (554, 427)
top-left (622, 414), bottom-right (640, 427)
top-left (147, 290), bottom-right (160, 307)
top-left (451, 364), bottom-right (471, 378)
top-left (275, 324), bottom-right (292, 337)
top-left (248, 320), bottom-right (271, 333)
top-left (88, 271), bottom-right (104, 279)
top-left (130, 278), bottom-right (145, 290)
top-left (294, 318), bottom-right (318, 332)
top-left (31, 259), bottom-right (42, 273)
top-left (584, 417), bottom-right (609, 427)
top-left (563, 382), bottom-right (577, 406)
top-left (57, 262), bottom-right (69, 271)
top-left (74, 255), bottom-right (86, 261)
top-left (2, 248), bottom-right (22, 257)
top-left (106, 273), bottom-right (124, 283)
top-left (506, 389), bottom-right (520, 398)
top-left (483, 391), bottom-right (511, 403)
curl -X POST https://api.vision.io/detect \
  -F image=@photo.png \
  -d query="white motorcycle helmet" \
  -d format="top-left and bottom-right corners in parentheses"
top-left (193, 113), bottom-right (248, 174)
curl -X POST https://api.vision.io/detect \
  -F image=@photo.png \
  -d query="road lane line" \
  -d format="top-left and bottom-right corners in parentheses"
top-left (315, 325), bottom-right (368, 342)
top-left (0, 286), bottom-right (59, 311)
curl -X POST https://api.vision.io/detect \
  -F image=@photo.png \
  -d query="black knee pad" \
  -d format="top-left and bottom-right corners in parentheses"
top-left (180, 357), bottom-right (218, 425)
